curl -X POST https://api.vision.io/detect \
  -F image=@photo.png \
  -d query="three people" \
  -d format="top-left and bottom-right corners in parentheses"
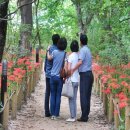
top-left (44, 34), bottom-right (93, 122)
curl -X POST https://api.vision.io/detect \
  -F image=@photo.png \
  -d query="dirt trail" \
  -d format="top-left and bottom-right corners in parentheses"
top-left (8, 68), bottom-right (111, 130)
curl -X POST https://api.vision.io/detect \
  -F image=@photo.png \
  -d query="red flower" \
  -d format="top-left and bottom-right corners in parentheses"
top-left (103, 88), bottom-right (111, 94)
top-left (120, 74), bottom-right (127, 79)
top-left (121, 81), bottom-right (128, 87)
top-left (119, 102), bottom-right (127, 109)
top-left (8, 75), bottom-right (15, 81)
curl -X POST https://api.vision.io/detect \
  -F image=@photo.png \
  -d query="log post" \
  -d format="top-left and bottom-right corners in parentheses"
top-left (113, 99), bottom-right (119, 130)
top-left (125, 101), bottom-right (130, 130)
top-left (99, 80), bottom-right (103, 100)
top-left (36, 47), bottom-right (39, 63)
top-left (108, 94), bottom-right (114, 122)
top-left (0, 60), bottom-right (9, 130)
top-left (11, 88), bottom-right (17, 119)
top-left (2, 93), bottom-right (9, 130)
top-left (103, 84), bottom-right (108, 115)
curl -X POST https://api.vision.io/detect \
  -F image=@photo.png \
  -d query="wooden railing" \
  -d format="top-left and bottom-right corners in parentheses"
top-left (93, 72), bottom-right (130, 130)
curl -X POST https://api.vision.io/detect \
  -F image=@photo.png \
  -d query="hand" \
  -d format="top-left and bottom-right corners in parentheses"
top-left (47, 45), bottom-right (51, 51)
top-left (71, 69), bottom-right (74, 75)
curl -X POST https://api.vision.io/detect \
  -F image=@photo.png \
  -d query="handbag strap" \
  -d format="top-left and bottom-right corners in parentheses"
top-left (61, 52), bottom-right (66, 68)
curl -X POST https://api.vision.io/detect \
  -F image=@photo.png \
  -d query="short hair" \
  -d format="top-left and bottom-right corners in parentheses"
top-left (57, 37), bottom-right (67, 50)
top-left (80, 34), bottom-right (88, 45)
top-left (52, 34), bottom-right (60, 45)
top-left (70, 40), bottom-right (79, 52)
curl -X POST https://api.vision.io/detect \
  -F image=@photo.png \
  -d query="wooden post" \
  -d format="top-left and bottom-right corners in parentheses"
top-left (113, 99), bottom-right (119, 130)
top-left (11, 89), bottom-right (17, 119)
top-left (30, 73), bottom-right (33, 93)
top-left (26, 77), bottom-right (30, 97)
top-left (108, 94), bottom-right (114, 122)
top-left (36, 47), bottom-right (39, 63)
top-left (125, 101), bottom-right (130, 130)
top-left (0, 60), bottom-right (9, 130)
top-left (96, 76), bottom-right (99, 94)
top-left (2, 92), bottom-right (9, 130)
top-left (17, 86), bottom-right (22, 110)
top-left (99, 80), bottom-right (103, 100)
top-left (32, 70), bottom-right (36, 92)
top-left (103, 84), bottom-right (108, 115)
top-left (93, 73), bottom-right (97, 92)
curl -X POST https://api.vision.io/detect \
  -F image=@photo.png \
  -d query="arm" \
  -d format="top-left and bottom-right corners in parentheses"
top-left (72, 60), bottom-right (82, 73)
top-left (46, 45), bottom-right (53, 60)
top-left (47, 50), bottom-right (53, 60)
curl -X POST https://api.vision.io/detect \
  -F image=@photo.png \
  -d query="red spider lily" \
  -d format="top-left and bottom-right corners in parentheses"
top-left (97, 70), bottom-right (104, 77)
top-left (101, 74), bottom-right (111, 84)
top-left (119, 102), bottom-right (127, 109)
top-left (121, 81), bottom-right (128, 87)
top-left (106, 66), bottom-right (116, 74)
top-left (121, 62), bottom-right (130, 69)
top-left (8, 75), bottom-right (15, 81)
top-left (27, 65), bottom-right (33, 71)
top-left (0, 78), bottom-right (1, 88)
top-left (25, 61), bottom-right (31, 66)
top-left (116, 92), bottom-right (128, 102)
top-left (34, 63), bottom-right (40, 68)
top-left (109, 82), bottom-right (120, 89)
top-left (8, 61), bottom-right (14, 69)
top-left (103, 88), bottom-right (111, 94)
top-left (119, 74), bottom-right (127, 79)
top-left (13, 68), bottom-right (26, 76)
top-left (21, 70), bottom-right (26, 75)
top-left (111, 78), bottom-right (117, 82)
top-left (92, 63), bottom-right (101, 72)
top-left (17, 58), bottom-right (25, 65)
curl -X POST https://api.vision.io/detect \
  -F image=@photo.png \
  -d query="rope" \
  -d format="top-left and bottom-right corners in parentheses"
top-left (116, 103), bottom-right (124, 122)
top-left (0, 91), bottom-right (16, 113)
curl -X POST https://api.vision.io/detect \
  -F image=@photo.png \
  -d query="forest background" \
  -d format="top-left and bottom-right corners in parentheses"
top-left (0, 0), bottom-right (130, 65)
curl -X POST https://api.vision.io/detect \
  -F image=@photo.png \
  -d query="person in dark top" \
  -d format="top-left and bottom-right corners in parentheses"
top-left (44, 34), bottom-right (60, 117)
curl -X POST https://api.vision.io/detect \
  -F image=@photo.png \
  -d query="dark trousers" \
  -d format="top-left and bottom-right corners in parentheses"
top-left (79, 71), bottom-right (94, 120)
top-left (44, 77), bottom-right (51, 116)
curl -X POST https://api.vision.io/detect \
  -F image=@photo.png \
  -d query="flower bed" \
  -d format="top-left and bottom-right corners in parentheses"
top-left (93, 61), bottom-right (130, 130)
top-left (0, 49), bottom-right (44, 129)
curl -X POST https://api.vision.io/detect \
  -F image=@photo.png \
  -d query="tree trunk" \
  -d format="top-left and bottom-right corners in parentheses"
top-left (75, 2), bottom-right (85, 34)
top-left (0, 1), bottom-right (9, 62)
top-left (19, 0), bottom-right (33, 50)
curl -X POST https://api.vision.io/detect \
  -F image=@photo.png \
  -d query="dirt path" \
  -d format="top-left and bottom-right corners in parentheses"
top-left (8, 69), bottom-right (111, 130)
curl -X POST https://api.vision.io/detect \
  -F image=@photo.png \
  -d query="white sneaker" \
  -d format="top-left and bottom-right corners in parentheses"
top-left (51, 116), bottom-right (55, 120)
top-left (66, 118), bottom-right (76, 122)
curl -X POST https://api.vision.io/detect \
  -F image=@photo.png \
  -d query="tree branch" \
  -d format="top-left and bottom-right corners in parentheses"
top-left (120, 17), bottom-right (130, 23)
top-left (0, 0), bottom-right (37, 21)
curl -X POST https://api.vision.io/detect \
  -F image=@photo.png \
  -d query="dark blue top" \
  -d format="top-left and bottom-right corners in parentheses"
top-left (44, 44), bottom-right (58, 78)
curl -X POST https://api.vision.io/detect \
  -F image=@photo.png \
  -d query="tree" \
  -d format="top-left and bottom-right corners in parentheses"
top-left (19, 0), bottom-right (33, 50)
top-left (0, 0), bottom-right (9, 62)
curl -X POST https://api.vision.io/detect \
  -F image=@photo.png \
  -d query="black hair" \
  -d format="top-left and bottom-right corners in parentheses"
top-left (57, 37), bottom-right (67, 50)
top-left (80, 34), bottom-right (88, 45)
top-left (70, 40), bottom-right (79, 52)
top-left (52, 34), bottom-right (60, 45)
